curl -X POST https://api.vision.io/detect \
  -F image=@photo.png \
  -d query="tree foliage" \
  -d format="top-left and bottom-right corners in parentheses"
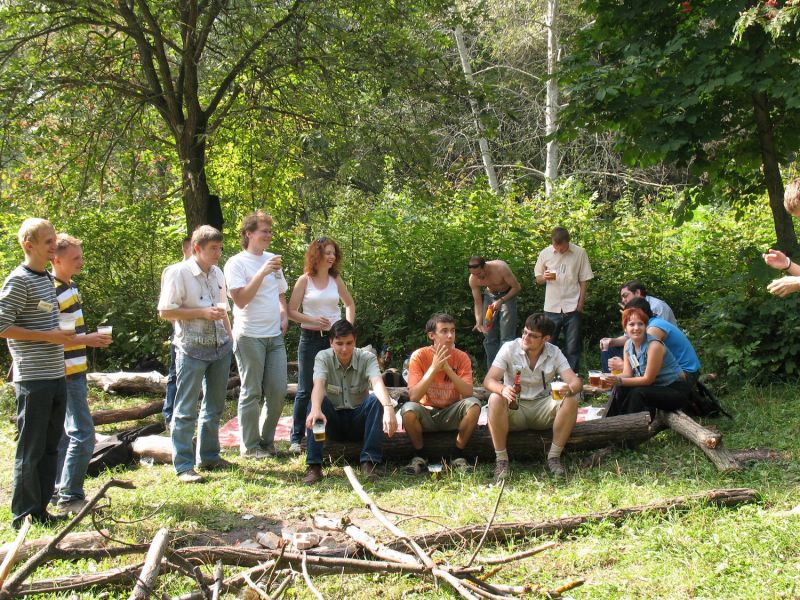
top-left (0, 0), bottom-right (459, 231)
top-left (560, 0), bottom-right (800, 250)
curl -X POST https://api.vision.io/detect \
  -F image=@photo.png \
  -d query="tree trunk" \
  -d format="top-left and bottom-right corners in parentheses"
top-left (178, 118), bottom-right (213, 233)
top-left (544, 0), bottom-right (559, 198)
top-left (453, 25), bottom-right (501, 194)
top-left (753, 90), bottom-right (798, 253)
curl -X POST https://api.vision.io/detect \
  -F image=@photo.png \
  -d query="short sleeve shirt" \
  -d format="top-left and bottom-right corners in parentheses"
top-left (534, 243), bottom-right (594, 313)
top-left (55, 278), bottom-right (88, 376)
top-left (313, 347), bottom-right (381, 410)
top-left (407, 346), bottom-right (473, 409)
top-left (158, 257), bottom-right (232, 361)
top-left (223, 250), bottom-right (288, 338)
top-left (647, 295), bottom-right (677, 325)
top-left (492, 339), bottom-right (570, 401)
top-left (0, 265), bottom-right (64, 381)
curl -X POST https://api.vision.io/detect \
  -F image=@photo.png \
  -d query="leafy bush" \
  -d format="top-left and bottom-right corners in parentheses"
top-left (694, 257), bottom-right (800, 386)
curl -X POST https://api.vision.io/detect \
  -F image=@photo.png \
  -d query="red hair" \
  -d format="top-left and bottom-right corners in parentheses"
top-left (622, 307), bottom-right (649, 329)
top-left (304, 236), bottom-right (342, 276)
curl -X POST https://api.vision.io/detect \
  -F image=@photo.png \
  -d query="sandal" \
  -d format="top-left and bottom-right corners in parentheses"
top-left (404, 456), bottom-right (428, 475)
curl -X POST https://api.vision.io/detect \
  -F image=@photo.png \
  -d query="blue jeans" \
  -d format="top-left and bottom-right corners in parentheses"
top-left (306, 394), bottom-right (385, 465)
top-left (546, 310), bottom-right (583, 372)
top-left (12, 377), bottom-right (67, 528)
top-left (483, 293), bottom-right (518, 368)
top-left (293, 329), bottom-right (329, 444)
top-left (163, 341), bottom-right (177, 425)
top-left (55, 373), bottom-right (95, 503)
top-left (600, 346), bottom-right (624, 372)
top-left (172, 349), bottom-right (232, 474)
top-left (234, 334), bottom-right (288, 453)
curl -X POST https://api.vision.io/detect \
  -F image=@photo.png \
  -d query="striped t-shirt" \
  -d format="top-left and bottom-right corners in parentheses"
top-left (0, 265), bottom-right (65, 381)
top-left (55, 278), bottom-right (88, 376)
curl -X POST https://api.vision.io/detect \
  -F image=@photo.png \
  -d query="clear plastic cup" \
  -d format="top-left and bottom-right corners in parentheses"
top-left (312, 420), bottom-right (326, 442)
top-left (97, 325), bottom-right (113, 335)
top-left (59, 315), bottom-right (76, 333)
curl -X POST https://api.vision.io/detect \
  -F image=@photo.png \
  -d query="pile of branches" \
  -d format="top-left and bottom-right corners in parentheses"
top-left (0, 477), bottom-right (758, 599)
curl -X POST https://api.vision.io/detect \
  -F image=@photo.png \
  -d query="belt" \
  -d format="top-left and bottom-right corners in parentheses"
top-left (488, 288), bottom-right (511, 299)
top-left (301, 328), bottom-right (330, 337)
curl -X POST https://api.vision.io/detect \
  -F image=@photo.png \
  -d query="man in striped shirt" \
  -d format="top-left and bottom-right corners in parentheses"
top-left (0, 219), bottom-right (76, 528)
top-left (52, 234), bottom-right (112, 514)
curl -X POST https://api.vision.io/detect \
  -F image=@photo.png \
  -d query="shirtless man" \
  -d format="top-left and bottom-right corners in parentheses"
top-left (468, 256), bottom-right (522, 368)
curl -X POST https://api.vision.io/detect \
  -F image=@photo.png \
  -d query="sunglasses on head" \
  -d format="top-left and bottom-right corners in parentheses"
top-left (468, 263), bottom-right (482, 269)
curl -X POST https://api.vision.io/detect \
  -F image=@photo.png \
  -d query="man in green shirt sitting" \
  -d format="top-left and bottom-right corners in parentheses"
top-left (304, 320), bottom-right (397, 484)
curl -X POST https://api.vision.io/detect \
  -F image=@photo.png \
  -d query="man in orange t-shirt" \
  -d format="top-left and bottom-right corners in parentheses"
top-left (400, 313), bottom-right (481, 473)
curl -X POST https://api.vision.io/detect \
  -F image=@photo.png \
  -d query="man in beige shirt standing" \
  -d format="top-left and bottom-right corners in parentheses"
top-left (468, 256), bottom-right (522, 368)
top-left (534, 227), bottom-right (593, 371)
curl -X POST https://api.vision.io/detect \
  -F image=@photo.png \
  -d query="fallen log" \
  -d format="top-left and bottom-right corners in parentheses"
top-left (654, 410), bottom-right (721, 448)
top-left (402, 487), bottom-right (759, 548)
top-left (320, 412), bottom-right (653, 461)
top-left (92, 401), bottom-right (163, 426)
top-left (87, 371), bottom-right (167, 395)
top-left (0, 530), bottom-right (110, 564)
top-left (131, 435), bottom-right (173, 464)
top-left (655, 410), bottom-right (741, 473)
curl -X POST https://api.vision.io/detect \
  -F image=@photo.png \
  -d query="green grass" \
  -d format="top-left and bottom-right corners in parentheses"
top-left (1, 383), bottom-right (799, 598)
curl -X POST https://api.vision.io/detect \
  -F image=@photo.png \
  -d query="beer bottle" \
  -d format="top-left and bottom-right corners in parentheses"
top-left (510, 370), bottom-right (521, 410)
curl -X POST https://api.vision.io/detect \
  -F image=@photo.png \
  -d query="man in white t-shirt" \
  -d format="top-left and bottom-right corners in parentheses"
top-left (224, 211), bottom-right (288, 458)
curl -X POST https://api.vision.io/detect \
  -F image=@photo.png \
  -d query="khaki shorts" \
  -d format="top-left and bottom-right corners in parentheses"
top-left (507, 396), bottom-right (561, 431)
top-left (400, 397), bottom-right (482, 432)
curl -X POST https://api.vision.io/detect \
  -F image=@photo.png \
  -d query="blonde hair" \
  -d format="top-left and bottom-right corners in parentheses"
top-left (784, 178), bottom-right (800, 216)
top-left (17, 218), bottom-right (54, 246)
top-left (55, 233), bottom-right (82, 255)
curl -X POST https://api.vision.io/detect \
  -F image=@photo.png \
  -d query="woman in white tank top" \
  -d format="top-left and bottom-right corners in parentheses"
top-left (287, 237), bottom-right (355, 452)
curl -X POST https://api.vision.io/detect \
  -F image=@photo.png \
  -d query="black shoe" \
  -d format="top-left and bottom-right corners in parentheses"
top-left (32, 511), bottom-right (69, 527)
top-left (360, 461), bottom-right (379, 480)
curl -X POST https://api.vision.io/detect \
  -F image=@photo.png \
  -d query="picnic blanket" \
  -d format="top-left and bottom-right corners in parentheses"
top-left (218, 405), bottom-right (605, 448)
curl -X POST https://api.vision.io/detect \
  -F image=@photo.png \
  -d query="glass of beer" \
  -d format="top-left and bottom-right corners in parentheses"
top-left (312, 419), bottom-right (326, 442)
top-left (588, 370), bottom-right (602, 386)
top-left (551, 381), bottom-right (568, 401)
top-left (600, 373), bottom-right (616, 390)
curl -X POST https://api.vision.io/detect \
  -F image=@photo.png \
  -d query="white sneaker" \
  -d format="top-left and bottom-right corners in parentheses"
top-left (288, 442), bottom-right (303, 455)
top-left (242, 448), bottom-right (272, 459)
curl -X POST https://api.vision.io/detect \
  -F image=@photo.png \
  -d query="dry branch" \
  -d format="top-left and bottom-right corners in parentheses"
top-left (0, 479), bottom-right (136, 600)
top-left (343, 465), bottom-right (435, 570)
top-left (313, 516), bottom-right (420, 565)
top-left (403, 488), bottom-right (759, 548)
top-left (475, 541), bottom-right (557, 565)
top-left (301, 553), bottom-right (325, 600)
top-left (0, 516), bottom-right (30, 588)
top-left (129, 527), bottom-right (169, 600)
